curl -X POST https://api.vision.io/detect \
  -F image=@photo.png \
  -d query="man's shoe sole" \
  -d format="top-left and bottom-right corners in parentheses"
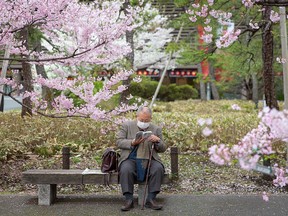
top-left (121, 202), bottom-right (134, 211)
top-left (145, 203), bottom-right (163, 210)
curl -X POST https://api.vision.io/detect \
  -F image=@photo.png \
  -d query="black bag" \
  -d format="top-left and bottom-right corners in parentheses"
top-left (101, 148), bottom-right (120, 173)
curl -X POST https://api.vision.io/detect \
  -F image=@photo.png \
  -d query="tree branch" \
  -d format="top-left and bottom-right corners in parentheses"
top-left (0, 89), bottom-right (137, 121)
top-left (256, 0), bottom-right (288, 6)
top-left (0, 41), bottom-right (106, 63)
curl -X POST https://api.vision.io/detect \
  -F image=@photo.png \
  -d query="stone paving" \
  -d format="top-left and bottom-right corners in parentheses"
top-left (0, 194), bottom-right (288, 216)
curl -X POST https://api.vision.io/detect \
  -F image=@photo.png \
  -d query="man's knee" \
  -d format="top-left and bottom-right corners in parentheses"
top-left (150, 161), bottom-right (164, 176)
top-left (120, 160), bottom-right (136, 176)
top-left (120, 168), bottom-right (134, 176)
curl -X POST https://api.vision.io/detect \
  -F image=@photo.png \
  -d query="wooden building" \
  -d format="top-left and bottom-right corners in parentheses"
top-left (136, 0), bottom-right (203, 87)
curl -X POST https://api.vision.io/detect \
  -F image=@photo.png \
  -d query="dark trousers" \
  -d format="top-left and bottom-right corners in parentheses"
top-left (119, 159), bottom-right (164, 195)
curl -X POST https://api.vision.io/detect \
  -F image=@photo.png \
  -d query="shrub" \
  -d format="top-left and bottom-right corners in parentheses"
top-left (130, 77), bottom-right (198, 101)
top-left (166, 84), bottom-right (198, 101)
top-left (130, 78), bottom-right (167, 100)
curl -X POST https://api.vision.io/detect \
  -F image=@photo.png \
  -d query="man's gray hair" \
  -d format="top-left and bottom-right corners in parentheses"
top-left (136, 106), bottom-right (152, 116)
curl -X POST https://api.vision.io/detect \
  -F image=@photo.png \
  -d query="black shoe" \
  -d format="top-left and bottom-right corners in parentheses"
top-left (145, 199), bottom-right (163, 210)
top-left (121, 199), bottom-right (134, 211)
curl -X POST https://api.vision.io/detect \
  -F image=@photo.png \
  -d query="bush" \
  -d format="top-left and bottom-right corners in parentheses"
top-left (130, 77), bottom-right (198, 101)
top-left (130, 79), bottom-right (156, 99)
top-left (130, 78), bottom-right (167, 100)
top-left (166, 84), bottom-right (198, 101)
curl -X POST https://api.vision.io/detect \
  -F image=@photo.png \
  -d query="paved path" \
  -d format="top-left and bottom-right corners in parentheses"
top-left (0, 194), bottom-right (287, 216)
top-left (2, 96), bottom-right (22, 111)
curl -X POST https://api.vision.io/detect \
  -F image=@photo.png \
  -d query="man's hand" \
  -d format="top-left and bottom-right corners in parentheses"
top-left (131, 137), bottom-right (145, 146)
top-left (147, 134), bottom-right (160, 143)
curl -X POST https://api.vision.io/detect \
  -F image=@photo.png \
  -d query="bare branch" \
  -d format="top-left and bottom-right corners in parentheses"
top-left (256, 0), bottom-right (288, 6)
top-left (0, 41), bottom-right (106, 63)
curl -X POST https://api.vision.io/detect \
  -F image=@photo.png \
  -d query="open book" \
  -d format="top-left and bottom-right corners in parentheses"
top-left (135, 131), bottom-right (153, 139)
top-left (82, 168), bottom-right (103, 175)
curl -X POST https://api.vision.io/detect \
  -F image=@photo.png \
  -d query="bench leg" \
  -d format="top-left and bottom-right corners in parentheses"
top-left (137, 184), bottom-right (147, 206)
top-left (38, 184), bottom-right (57, 205)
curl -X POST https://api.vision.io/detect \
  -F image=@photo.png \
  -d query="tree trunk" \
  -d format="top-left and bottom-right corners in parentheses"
top-left (34, 37), bottom-right (53, 109)
top-left (252, 72), bottom-right (259, 108)
top-left (242, 77), bottom-right (253, 100)
top-left (209, 64), bottom-right (220, 100)
top-left (262, 6), bottom-right (279, 109)
top-left (197, 64), bottom-right (206, 100)
top-left (20, 28), bottom-right (33, 117)
top-left (21, 62), bottom-right (33, 117)
top-left (241, 80), bottom-right (248, 99)
top-left (119, 0), bottom-right (134, 105)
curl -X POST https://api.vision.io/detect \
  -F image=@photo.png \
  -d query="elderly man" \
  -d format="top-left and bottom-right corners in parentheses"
top-left (116, 106), bottom-right (167, 211)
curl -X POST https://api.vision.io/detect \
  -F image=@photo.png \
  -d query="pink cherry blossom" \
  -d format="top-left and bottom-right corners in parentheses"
top-left (132, 76), bottom-right (142, 83)
top-left (273, 164), bottom-right (288, 187)
top-left (202, 127), bottom-right (213, 136)
top-left (231, 104), bottom-right (241, 110)
top-left (249, 22), bottom-right (260, 29)
top-left (204, 26), bottom-right (212, 32)
top-left (197, 118), bottom-right (206, 126)
top-left (270, 10), bottom-right (280, 23)
top-left (208, 0), bottom-right (214, 6)
top-left (201, 34), bottom-right (213, 43)
top-left (242, 0), bottom-right (255, 8)
top-left (276, 57), bottom-right (287, 64)
top-left (209, 144), bottom-right (232, 165)
top-left (209, 108), bottom-right (288, 187)
top-left (262, 192), bottom-right (269, 202)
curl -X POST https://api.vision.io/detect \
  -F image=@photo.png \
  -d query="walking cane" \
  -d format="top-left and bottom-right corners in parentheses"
top-left (141, 143), bottom-right (155, 210)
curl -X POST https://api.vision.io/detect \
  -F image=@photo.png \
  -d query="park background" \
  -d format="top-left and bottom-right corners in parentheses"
top-left (0, 0), bottom-right (288, 201)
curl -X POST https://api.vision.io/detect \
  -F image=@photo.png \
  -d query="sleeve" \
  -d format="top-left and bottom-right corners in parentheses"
top-left (116, 123), bottom-right (134, 150)
top-left (154, 127), bottom-right (167, 153)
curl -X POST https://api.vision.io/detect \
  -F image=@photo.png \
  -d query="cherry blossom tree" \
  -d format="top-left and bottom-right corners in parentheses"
top-left (186, 0), bottom-right (288, 109)
top-left (0, 0), bottom-right (141, 119)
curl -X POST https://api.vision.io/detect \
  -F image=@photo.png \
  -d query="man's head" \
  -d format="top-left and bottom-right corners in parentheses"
top-left (136, 106), bottom-right (152, 129)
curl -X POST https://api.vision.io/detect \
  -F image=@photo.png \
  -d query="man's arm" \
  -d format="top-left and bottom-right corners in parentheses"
top-left (116, 123), bottom-right (134, 150)
top-left (154, 127), bottom-right (167, 153)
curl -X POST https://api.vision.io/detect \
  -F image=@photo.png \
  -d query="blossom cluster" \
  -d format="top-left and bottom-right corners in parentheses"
top-left (1, 69), bottom-right (140, 120)
top-left (276, 57), bottom-right (287, 64)
top-left (187, 0), bottom-right (281, 49)
top-left (273, 164), bottom-right (288, 187)
top-left (198, 118), bottom-right (213, 137)
top-left (187, 1), bottom-right (241, 48)
top-left (208, 108), bottom-right (288, 188)
top-left (231, 104), bottom-right (241, 111)
top-left (0, 0), bottom-right (137, 65)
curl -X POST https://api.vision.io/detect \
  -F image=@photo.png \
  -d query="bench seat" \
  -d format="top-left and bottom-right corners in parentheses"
top-left (22, 169), bottom-right (171, 205)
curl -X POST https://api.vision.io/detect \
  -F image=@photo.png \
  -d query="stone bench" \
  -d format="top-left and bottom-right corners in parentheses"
top-left (22, 147), bottom-right (179, 206)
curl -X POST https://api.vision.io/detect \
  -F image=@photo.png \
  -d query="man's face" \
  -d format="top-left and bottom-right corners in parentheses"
top-left (137, 112), bottom-right (151, 123)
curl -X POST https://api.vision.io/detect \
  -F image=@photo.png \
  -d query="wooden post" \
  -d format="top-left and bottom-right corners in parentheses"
top-left (0, 94), bottom-right (4, 112)
top-left (62, 146), bottom-right (70, 169)
top-left (170, 146), bottom-right (179, 180)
